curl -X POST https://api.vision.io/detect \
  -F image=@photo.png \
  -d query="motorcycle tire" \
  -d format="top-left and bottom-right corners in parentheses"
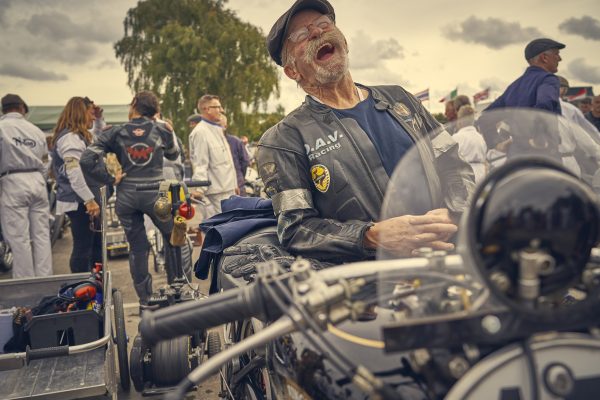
top-left (207, 331), bottom-right (221, 358)
top-left (150, 335), bottom-right (192, 386)
top-left (112, 290), bottom-right (131, 391)
top-left (129, 334), bottom-right (146, 392)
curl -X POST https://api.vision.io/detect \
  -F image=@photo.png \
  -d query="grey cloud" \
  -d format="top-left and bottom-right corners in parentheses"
top-left (559, 16), bottom-right (600, 41)
top-left (0, 0), bottom-right (13, 24)
top-left (15, 38), bottom-right (98, 64)
top-left (0, 63), bottom-right (67, 81)
top-left (568, 58), bottom-right (600, 84)
top-left (26, 11), bottom-right (120, 43)
top-left (350, 31), bottom-right (404, 69)
top-left (443, 16), bottom-right (542, 49)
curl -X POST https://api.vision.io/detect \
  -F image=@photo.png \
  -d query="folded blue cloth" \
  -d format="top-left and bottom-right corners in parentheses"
top-left (193, 196), bottom-right (277, 290)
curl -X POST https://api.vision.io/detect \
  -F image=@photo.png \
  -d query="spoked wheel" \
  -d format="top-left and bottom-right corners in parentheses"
top-left (150, 335), bottom-right (192, 386)
top-left (129, 334), bottom-right (146, 392)
top-left (221, 320), bottom-right (272, 399)
top-left (112, 289), bottom-right (130, 391)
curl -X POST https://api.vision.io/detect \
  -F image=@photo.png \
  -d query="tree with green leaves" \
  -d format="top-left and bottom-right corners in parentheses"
top-left (114, 0), bottom-right (280, 142)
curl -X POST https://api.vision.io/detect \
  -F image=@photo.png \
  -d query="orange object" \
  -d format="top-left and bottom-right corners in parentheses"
top-left (178, 202), bottom-right (195, 220)
top-left (73, 283), bottom-right (97, 302)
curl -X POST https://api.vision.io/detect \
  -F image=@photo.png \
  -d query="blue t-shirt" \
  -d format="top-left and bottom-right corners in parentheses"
top-left (332, 92), bottom-right (414, 177)
top-left (332, 90), bottom-right (432, 215)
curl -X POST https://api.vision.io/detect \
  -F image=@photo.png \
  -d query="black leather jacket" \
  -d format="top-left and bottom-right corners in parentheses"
top-left (80, 117), bottom-right (179, 186)
top-left (257, 84), bottom-right (474, 262)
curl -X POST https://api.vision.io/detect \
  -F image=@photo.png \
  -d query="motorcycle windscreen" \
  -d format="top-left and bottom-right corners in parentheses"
top-left (374, 107), bottom-right (600, 327)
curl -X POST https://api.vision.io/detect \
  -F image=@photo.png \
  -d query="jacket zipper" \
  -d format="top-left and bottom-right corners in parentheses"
top-left (326, 111), bottom-right (385, 201)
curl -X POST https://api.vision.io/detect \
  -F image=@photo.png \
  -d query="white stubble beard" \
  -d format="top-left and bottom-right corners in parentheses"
top-left (302, 31), bottom-right (349, 85)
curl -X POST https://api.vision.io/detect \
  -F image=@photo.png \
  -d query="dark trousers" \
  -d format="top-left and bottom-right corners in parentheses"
top-left (66, 203), bottom-right (102, 273)
top-left (115, 186), bottom-right (174, 285)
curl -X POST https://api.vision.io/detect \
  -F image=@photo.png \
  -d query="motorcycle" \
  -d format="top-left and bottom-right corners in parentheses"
top-left (128, 179), bottom-right (218, 395)
top-left (140, 109), bottom-right (600, 400)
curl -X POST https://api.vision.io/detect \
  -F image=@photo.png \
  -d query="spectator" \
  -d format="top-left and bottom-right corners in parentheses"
top-left (51, 97), bottom-right (102, 273)
top-left (453, 105), bottom-right (487, 184)
top-left (556, 76), bottom-right (600, 178)
top-left (240, 135), bottom-right (255, 165)
top-left (187, 113), bottom-right (202, 130)
top-left (481, 38), bottom-right (565, 159)
top-left (453, 94), bottom-right (471, 114)
top-left (444, 100), bottom-right (458, 134)
top-left (0, 94), bottom-right (52, 278)
top-left (578, 97), bottom-right (592, 114)
top-left (586, 95), bottom-right (600, 133)
top-left (156, 115), bottom-right (185, 181)
top-left (188, 94), bottom-right (237, 218)
top-left (220, 115), bottom-right (250, 196)
top-left (258, 0), bottom-right (474, 261)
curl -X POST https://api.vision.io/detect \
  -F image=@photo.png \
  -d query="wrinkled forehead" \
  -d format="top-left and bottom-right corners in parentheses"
top-left (287, 8), bottom-right (325, 35)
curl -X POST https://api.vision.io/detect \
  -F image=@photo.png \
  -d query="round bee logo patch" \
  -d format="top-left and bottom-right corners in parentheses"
top-left (393, 102), bottom-right (411, 118)
top-left (310, 164), bottom-right (330, 193)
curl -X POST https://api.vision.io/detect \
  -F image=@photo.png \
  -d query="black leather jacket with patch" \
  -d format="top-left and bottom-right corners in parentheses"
top-left (80, 117), bottom-right (179, 186)
top-left (256, 84), bottom-right (475, 262)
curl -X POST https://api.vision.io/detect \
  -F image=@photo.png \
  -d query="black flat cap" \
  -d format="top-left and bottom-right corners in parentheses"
top-left (266, 0), bottom-right (335, 66)
top-left (524, 38), bottom-right (565, 60)
top-left (1, 93), bottom-right (28, 113)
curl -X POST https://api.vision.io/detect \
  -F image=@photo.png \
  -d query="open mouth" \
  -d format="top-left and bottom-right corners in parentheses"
top-left (316, 43), bottom-right (335, 61)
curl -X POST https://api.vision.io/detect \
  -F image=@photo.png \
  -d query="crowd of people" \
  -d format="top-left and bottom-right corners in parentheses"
top-left (0, 0), bottom-right (599, 309)
top-left (0, 90), bottom-right (253, 306)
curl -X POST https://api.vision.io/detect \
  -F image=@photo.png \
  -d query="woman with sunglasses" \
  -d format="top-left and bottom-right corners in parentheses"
top-left (51, 96), bottom-right (101, 273)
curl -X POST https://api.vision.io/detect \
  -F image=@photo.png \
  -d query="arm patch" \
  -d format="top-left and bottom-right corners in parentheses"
top-left (64, 157), bottom-right (80, 171)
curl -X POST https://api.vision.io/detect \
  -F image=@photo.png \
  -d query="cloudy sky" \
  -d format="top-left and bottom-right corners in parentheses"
top-left (0, 0), bottom-right (599, 115)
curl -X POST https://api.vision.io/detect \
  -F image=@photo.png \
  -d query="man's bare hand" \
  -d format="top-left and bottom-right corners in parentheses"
top-left (85, 200), bottom-right (100, 218)
top-left (190, 190), bottom-right (204, 200)
top-left (364, 208), bottom-right (457, 256)
top-left (114, 171), bottom-right (126, 185)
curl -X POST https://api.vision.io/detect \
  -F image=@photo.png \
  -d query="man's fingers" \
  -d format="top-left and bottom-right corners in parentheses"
top-left (430, 241), bottom-right (455, 251)
top-left (410, 232), bottom-right (439, 242)
top-left (413, 222), bottom-right (457, 234)
top-left (409, 214), bottom-right (452, 225)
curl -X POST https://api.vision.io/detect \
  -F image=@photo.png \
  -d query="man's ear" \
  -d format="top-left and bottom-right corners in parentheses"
top-left (284, 64), bottom-right (300, 82)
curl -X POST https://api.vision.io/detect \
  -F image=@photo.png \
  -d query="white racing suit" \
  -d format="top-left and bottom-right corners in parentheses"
top-left (0, 112), bottom-right (52, 278)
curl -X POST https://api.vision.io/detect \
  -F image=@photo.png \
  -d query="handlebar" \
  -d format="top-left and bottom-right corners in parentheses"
top-left (135, 180), bottom-right (211, 191)
top-left (140, 283), bottom-right (273, 344)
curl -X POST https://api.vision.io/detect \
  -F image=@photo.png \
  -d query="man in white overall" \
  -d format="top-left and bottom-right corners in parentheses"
top-left (0, 94), bottom-right (53, 278)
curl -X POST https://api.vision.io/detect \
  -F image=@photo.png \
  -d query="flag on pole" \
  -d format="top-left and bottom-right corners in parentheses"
top-left (439, 88), bottom-right (457, 103)
top-left (566, 88), bottom-right (588, 101)
top-left (473, 87), bottom-right (490, 104)
top-left (414, 88), bottom-right (429, 102)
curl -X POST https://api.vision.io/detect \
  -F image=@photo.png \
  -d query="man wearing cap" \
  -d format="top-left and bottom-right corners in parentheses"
top-left (257, 0), bottom-right (474, 261)
top-left (0, 94), bottom-right (53, 278)
top-left (480, 38), bottom-right (565, 159)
